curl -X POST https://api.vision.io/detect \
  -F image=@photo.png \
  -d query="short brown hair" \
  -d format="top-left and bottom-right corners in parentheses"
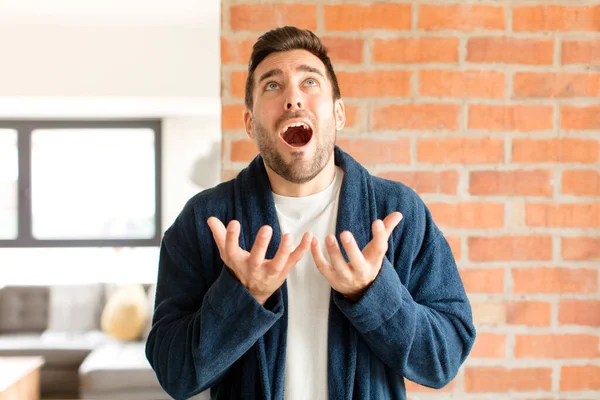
top-left (244, 26), bottom-right (341, 111)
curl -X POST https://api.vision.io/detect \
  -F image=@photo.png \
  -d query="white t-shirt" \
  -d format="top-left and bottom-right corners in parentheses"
top-left (273, 167), bottom-right (343, 400)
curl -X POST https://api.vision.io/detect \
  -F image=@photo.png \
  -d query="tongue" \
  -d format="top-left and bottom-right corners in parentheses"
top-left (283, 127), bottom-right (308, 147)
top-left (287, 132), bottom-right (305, 147)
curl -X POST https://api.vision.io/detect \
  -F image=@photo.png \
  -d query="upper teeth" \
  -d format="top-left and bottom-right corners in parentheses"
top-left (282, 122), bottom-right (309, 134)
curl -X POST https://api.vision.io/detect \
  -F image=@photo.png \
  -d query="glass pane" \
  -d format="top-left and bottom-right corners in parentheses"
top-left (0, 130), bottom-right (18, 239)
top-left (31, 129), bottom-right (156, 240)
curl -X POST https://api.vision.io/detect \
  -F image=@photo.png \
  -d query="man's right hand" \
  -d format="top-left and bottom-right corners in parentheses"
top-left (207, 217), bottom-right (312, 306)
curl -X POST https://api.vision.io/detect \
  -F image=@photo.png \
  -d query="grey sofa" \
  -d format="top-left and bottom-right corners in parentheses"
top-left (0, 283), bottom-right (207, 400)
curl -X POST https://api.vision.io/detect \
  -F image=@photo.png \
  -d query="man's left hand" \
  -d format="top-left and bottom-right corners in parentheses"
top-left (311, 212), bottom-right (403, 302)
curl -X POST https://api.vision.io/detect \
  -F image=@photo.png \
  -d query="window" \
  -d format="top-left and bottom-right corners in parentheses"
top-left (0, 120), bottom-right (162, 247)
top-left (0, 129), bottom-right (18, 240)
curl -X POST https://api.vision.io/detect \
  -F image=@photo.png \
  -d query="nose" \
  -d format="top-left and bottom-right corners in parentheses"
top-left (284, 87), bottom-right (304, 111)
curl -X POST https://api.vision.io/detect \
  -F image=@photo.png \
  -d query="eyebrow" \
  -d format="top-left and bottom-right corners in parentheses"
top-left (258, 64), bottom-right (325, 83)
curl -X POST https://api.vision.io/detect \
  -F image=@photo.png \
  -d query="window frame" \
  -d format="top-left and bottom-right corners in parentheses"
top-left (0, 120), bottom-right (162, 248)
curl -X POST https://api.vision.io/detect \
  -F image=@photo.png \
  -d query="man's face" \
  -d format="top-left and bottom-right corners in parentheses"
top-left (244, 49), bottom-right (345, 184)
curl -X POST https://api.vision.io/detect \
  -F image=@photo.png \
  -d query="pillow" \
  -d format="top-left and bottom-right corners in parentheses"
top-left (100, 284), bottom-right (149, 341)
top-left (47, 284), bottom-right (105, 332)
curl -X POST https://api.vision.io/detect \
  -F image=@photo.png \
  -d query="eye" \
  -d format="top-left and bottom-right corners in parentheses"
top-left (265, 81), bottom-right (280, 91)
top-left (304, 78), bottom-right (319, 87)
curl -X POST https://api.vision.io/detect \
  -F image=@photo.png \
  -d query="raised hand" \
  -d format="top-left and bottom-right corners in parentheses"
top-left (310, 212), bottom-right (403, 301)
top-left (207, 217), bottom-right (312, 306)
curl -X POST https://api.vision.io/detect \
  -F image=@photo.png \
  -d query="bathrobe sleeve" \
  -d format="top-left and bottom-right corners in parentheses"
top-left (333, 206), bottom-right (476, 389)
top-left (145, 197), bottom-right (284, 399)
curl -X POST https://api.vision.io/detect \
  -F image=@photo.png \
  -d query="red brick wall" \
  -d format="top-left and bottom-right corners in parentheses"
top-left (221, 2), bottom-right (600, 396)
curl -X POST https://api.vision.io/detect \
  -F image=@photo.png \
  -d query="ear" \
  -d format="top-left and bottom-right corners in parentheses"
top-left (334, 99), bottom-right (346, 131)
top-left (243, 109), bottom-right (253, 139)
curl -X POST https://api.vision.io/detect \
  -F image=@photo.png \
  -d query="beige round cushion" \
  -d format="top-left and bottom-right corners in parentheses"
top-left (101, 284), bottom-right (149, 341)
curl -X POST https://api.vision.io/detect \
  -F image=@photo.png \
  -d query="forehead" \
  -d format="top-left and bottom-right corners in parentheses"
top-left (254, 49), bottom-right (326, 79)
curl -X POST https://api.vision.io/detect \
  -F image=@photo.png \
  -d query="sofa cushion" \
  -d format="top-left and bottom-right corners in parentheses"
top-left (79, 342), bottom-right (162, 392)
top-left (0, 331), bottom-right (109, 367)
top-left (0, 286), bottom-right (49, 333)
top-left (47, 284), bottom-right (105, 332)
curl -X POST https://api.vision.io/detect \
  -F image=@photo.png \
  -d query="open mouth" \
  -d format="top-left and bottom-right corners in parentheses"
top-left (280, 122), bottom-right (313, 148)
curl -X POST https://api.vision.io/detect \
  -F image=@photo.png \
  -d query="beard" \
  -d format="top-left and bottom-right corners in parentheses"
top-left (252, 110), bottom-right (336, 185)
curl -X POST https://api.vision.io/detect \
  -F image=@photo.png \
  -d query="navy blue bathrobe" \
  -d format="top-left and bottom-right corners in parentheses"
top-left (146, 146), bottom-right (476, 400)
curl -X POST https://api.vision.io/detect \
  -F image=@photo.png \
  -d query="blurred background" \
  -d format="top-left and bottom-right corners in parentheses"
top-left (0, 0), bottom-right (221, 284)
top-left (1, 0), bottom-right (599, 399)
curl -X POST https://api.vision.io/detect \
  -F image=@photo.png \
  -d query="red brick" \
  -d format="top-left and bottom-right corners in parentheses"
top-left (468, 105), bottom-right (553, 132)
top-left (221, 169), bottom-right (239, 182)
top-left (222, 104), bottom-right (246, 131)
top-left (562, 237), bottom-right (600, 261)
top-left (404, 378), bottom-right (456, 392)
top-left (404, 379), bottom-right (457, 394)
top-left (321, 37), bottom-right (364, 65)
top-left (516, 334), bottom-right (600, 358)
top-left (559, 300), bottom-right (600, 326)
top-left (343, 106), bottom-right (358, 129)
top-left (469, 236), bottom-right (552, 262)
top-left (324, 3), bottom-right (411, 31)
top-left (512, 138), bottom-right (599, 164)
top-left (373, 38), bottom-right (459, 64)
top-left (230, 139), bottom-right (258, 162)
top-left (418, 5), bottom-right (505, 31)
top-left (459, 268), bottom-right (505, 294)
top-left (561, 365), bottom-right (600, 390)
top-left (419, 70), bottom-right (504, 98)
top-left (428, 202), bottom-right (504, 229)
top-left (230, 70), bottom-right (247, 99)
top-left (514, 72), bottom-right (600, 98)
top-left (512, 267), bottom-right (598, 294)
top-left (526, 203), bottom-right (600, 228)
top-left (562, 170), bottom-right (600, 196)
top-left (469, 170), bottom-right (553, 197)
top-left (230, 4), bottom-right (317, 31)
top-left (418, 138), bottom-right (504, 164)
top-left (507, 301), bottom-right (551, 327)
top-left (563, 39), bottom-right (600, 65)
top-left (467, 37), bottom-right (553, 65)
top-left (221, 37), bottom-right (254, 64)
top-left (472, 301), bottom-right (506, 325)
top-left (561, 106), bottom-right (600, 131)
top-left (337, 71), bottom-right (411, 98)
top-left (470, 333), bottom-right (506, 358)
top-left (377, 170), bottom-right (459, 195)
top-left (465, 367), bottom-right (552, 392)
top-left (336, 139), bottom-right (410, 165)
top-left (372, 104), bottom-right (459, 131)
top-left (446, 236), bottom-right (461, 260)
top-left (514, 5), bottom-right (600, 32)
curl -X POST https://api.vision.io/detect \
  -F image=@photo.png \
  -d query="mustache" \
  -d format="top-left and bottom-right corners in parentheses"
top-left (275, 110), bottom-right (317, 132)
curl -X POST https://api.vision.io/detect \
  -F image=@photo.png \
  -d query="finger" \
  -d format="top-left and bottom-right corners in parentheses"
top-left (270, 233), bottom-right (294, 272)
top-left (248, 225), bottom-right (273, 269)
top-left (225, 220), bottom-right (243, 261)
top-left (324, 235), bottom-right (352, 278)
top-left (372, 219), bottom-right (387, 244)
top-left (362, 219), bottom-right (387, 262)
top-left (310, 237), bottom-right (333, 280)
top-left (339, 231), bottom-right (367, 270)
top-left (207, 217), bottom-right (227, 254)
top-left (383, 212), bottom-right (403, 237)
top-left (281, 232), bottom-right (313, 276)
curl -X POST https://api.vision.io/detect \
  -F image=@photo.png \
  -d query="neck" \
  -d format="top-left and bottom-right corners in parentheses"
top-left (265, 156), bottom-right (336, 197)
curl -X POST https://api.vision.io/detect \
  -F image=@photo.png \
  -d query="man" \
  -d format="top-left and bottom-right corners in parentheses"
top-left (146, 26), bottom-right (475, 400)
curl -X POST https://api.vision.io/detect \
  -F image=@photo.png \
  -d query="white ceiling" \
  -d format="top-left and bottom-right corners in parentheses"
top-left (0, 0), bottom-right (220, 26)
